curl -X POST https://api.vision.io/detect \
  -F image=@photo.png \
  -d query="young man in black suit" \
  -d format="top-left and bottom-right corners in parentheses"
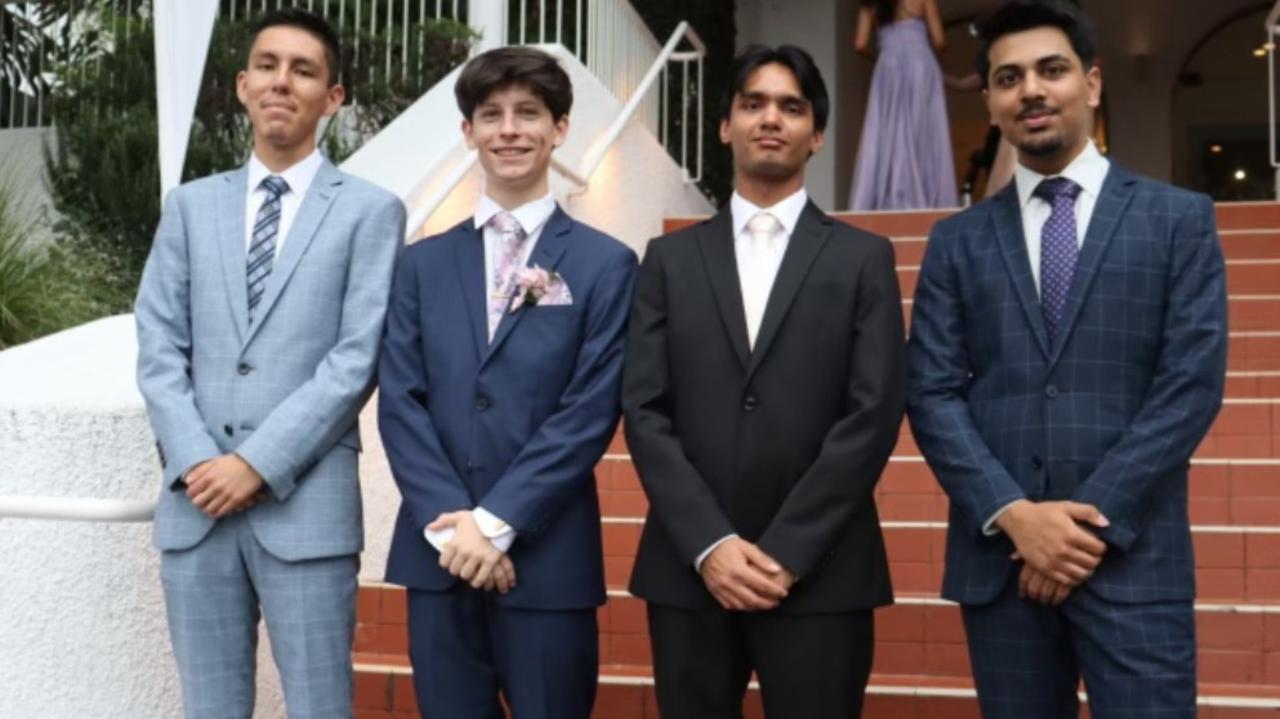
top-left (622, 44), bottom-right (906, 719)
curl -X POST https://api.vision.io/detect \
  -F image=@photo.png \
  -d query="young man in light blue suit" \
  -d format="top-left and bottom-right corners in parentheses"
top-left (378, 47), bottom-right (637, 719)
top-left (135, 9), bottom-right (404, 718)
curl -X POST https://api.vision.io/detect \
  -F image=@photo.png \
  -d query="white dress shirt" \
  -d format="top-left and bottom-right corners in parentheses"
top-left (694, 187), bottom-right (809, 571)
top-left (422, 192), bottom-right (558, 556)
top-left (984, 141), bottom-right (1111, 535)
top-left (244, 149), bottom-right (324, 256)
top-left (1014, 140), bottom-right (1110, 296)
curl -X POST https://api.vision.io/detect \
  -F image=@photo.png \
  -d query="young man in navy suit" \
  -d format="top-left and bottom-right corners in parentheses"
top-left (377, 47), bottom-right (637, 718)
top-left (906, 1), bottom-right (1227, 716)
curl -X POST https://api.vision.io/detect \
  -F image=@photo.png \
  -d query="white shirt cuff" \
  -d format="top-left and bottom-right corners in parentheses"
top-left (422, 508), bottom-right (516, 553)
top-left (474, 506), bottom-right (516, 552)
top-left (983, 500), bottom-right (1023, 536)
top-left (694, 534), bottom-right (737, 571)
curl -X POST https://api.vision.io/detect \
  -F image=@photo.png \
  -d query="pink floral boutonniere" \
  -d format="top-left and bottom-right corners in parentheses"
top-left (509, 265), bottom-right (560, 313)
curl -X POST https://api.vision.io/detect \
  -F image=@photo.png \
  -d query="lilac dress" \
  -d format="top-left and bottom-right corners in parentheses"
top-left (849, 17), bottom-right (958, 210)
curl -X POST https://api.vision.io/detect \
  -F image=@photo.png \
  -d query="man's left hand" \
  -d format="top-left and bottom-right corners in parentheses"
top-left (186, 453), bottom-right (265, 518)
top-left (1019, 563), bottom-right (1073, 606)
top-left (430, 511), bottom-right (506, 589)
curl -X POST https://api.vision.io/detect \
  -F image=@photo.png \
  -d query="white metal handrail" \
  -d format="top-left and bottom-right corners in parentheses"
top-left (0, 495), bottom-right (155, 522)
top-left (580, 20), bottom-right (704, 185)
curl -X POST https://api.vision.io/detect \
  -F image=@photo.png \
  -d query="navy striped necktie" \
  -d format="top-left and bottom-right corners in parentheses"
top-left (247, 175), bottom-right (289, 324)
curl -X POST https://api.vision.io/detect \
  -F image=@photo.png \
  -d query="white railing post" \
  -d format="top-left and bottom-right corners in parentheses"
top-left (469, 0), bottom-right (506, 54)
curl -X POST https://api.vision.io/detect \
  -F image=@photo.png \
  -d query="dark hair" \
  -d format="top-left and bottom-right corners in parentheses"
top-left (249, 8), bottom-right (342, 86)
top-left (861, 0), bottom-right (898, 25)
top-left (722, 44), bottom-right (830, 133)
top-left (975, 0), bottom-right (1096, 88)
top-left (455, 47), bottom-right (573, 121)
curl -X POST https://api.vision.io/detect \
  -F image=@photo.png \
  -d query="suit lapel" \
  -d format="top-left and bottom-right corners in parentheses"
top-left (1048, 164), bottom-right (1136, 366)
top-left (991, 184), bottom-right (1052, 359)
top-left (243, 162), bottom-right (343, 346)
top-left (482, 206), bottom-right (573, 367)
top-left (454, 219), bottom-right (489, 363)
top-left (745, 202), bottom-right (831, 382)
top-left (697, 209), bottom-right (750, 370)
top-left (217, 166), bottom-right (250, 343)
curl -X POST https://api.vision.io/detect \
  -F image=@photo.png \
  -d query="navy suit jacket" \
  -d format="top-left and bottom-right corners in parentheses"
top-left (906, 165), bottom-right (1227, 606)
top-left (379, 206), bottom-right (637, 610)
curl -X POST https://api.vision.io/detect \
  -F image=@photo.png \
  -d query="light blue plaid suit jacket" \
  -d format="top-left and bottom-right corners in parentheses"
top-left (135, 160), bottom-right (405, 561)
top-left (906, 164), bottom-right (1228, 605)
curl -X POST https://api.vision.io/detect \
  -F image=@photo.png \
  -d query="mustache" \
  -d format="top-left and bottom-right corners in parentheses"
top-left (1016, 102), bottom-right (1056, 121)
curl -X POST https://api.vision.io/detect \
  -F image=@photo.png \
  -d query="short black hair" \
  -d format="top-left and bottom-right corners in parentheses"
top-left (722, 44), bottom-right (830, 133)
top-left (455, 47), bottom-right (573, 122)
top-left (249, 8), bottom-right (342, 86)
top-left (975, 0), bottom-right (1096, 89)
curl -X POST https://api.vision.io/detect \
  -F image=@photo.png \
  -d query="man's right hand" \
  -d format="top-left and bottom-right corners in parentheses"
top-left (995, 499), bottom-right (1109, 586)
top-left (482, 555), bottom-right (517, 595)
top-left (699, 537), bottom-right (790, 611)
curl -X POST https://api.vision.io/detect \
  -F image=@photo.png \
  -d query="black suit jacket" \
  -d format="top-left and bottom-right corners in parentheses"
top-left (623, 201), bottom-right (905, 614)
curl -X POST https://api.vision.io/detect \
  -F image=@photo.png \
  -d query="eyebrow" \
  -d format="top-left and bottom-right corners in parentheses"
top-left (250, 50), bottom-right (321, 69)
top-left (992, 53), bottom-right (1073, 75)
top-left (737, 90), bottom-right (809, 107)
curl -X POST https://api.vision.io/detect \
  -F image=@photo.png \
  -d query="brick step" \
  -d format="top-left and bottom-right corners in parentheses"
top-left (893, 298), bottom-right (1280, 334)
top-left (893, 261), bottom-right (1280, 298)
top-left (590, 520), bottom-right (1280, 602)
top-left (666, 203), bottom-right (1280, 240)
top-left (885, 231), bottom-right (1280, 267)
top-left (603, 400), bottom-right (1280, 472)
top-left (355, 582), bottom-right (1280, 679)
top-left (351, 651), bottom-right (1280, 718)
top-left (1228, 372), bottom-right (1280, 397)
top-left (1220, 232), bottom-right (1280, 260)
top-left (595, 457), bottom-right (1280, 521)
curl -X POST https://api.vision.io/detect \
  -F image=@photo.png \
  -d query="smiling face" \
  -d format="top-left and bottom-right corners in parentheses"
top-left (984, 25), bottom-right (1101, 175)
top-left (463, 83), bottom-right (568, 207)
top-left (236, 25), bottom-right (344, 164)
top-left (720, 62), bottom-right (824, 198)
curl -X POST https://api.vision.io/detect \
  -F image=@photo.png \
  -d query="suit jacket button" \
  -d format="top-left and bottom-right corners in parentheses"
top-left (238, 363), bottom-right (252, 376)
top-left (1045, 385), bottom-right (1059, 398)
top-left (1031, 456), bottom-right (1043, 470)
top-left (475, 395), bottom-right (491, 411)
top-left (223, 424), bottom-right (234, 437)
top-left (742, 396), bottom-right (758, 412)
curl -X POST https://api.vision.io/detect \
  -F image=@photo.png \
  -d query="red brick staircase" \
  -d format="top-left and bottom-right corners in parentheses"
top-left (352, 203), bottom-right (1280, 718)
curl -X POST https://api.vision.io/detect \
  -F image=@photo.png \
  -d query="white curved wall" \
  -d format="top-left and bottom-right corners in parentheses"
top-left (0, 315), bottom-right (284, 718)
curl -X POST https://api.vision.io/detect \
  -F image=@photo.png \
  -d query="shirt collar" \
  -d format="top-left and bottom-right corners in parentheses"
top-left (474, 192), bottom-right (558, 237)
top-left (730, 187), bottom-right (809, 239)
top-left (247, 148), bottom-right (324, 199)
top-left (1014, 139), bottom-right (1109, 210)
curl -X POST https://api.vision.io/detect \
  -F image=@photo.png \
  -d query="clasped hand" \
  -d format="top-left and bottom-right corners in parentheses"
top-left (997, 500), bottom-right (1110, 606)
top-left (186, 454), bottom-right (266, 518)
top-left (699, 537), bottom-right (795, 611)
top-left (429, 511), bottom-right (517, 594)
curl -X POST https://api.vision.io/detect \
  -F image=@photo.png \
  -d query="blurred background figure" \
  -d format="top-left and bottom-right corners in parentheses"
top-left (945, 71), bottom-right (1016, 202)
top-left (849, 0), bottom-right (958, 210)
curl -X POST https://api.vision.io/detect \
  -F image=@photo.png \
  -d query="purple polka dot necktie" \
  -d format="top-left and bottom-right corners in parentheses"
top-left (1035, 176), bottom-right (1082, 345)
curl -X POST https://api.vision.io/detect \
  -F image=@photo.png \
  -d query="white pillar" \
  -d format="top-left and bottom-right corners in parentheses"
top-left (469, 0), bottom-right (508, 54)
top-left (154, 0), bottom-right (219, 203)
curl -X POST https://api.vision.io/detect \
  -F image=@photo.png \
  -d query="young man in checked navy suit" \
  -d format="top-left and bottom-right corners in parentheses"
top-left (135, 9), bottom-right (405, 718)
top-left (906, 1), bottom-right (1228, 717)
top-left (377, 47), bottom-right (637, 718)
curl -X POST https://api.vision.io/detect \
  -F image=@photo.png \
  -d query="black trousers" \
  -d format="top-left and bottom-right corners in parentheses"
top-left (647, 603), bottom-right (874, 719)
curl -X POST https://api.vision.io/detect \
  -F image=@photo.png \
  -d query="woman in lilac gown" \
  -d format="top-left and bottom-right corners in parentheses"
top-left (849, 0), bottom-right (958, 210)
